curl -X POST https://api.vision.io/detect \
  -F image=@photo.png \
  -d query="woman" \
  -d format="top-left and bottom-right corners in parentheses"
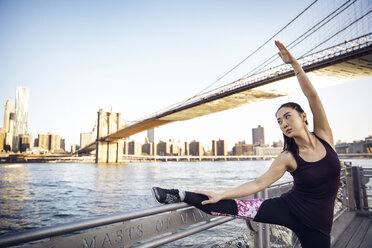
top-left (152, 41), bottom-right (340, 248)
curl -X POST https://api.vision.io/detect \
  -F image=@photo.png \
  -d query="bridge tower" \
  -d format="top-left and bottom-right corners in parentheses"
top-left (96, 109), bottom-right (124, 163)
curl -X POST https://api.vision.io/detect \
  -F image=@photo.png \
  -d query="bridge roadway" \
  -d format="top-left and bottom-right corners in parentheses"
top-left (78, 35), bottom-right (372, 154)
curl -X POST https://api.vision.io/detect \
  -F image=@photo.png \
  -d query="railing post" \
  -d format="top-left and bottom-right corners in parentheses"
top-left (252, 189), bottom-right (270, 248)
top-left (360, 168), bottom-right (371, 211)
top-left (261, 188), bottom-right (270, 248)
top-left (345, 165), bottom-right (356, 210)
top-left (252, 192), bottom-right (263, 248)
top-left (352, 166), bottom-right (363, 211)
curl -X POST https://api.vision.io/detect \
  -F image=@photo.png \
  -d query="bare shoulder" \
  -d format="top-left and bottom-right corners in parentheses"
top-left (273, 151), bottom-right (296, 172)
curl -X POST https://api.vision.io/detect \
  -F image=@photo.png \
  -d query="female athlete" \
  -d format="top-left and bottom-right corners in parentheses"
top-left (152, 41), bottom-right (340, 248)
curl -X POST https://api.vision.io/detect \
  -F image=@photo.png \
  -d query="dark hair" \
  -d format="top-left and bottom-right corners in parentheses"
top-left (276, 102), bottom-right (308, 158)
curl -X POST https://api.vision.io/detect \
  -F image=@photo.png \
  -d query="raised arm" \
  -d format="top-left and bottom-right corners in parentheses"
top-left (275, 40), bottom-right (334, 147)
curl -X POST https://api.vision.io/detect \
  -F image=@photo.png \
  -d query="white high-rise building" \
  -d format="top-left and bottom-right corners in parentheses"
top-left (4, 100), bottom-right (15, 150)
top-left (13, 87), bottom-right (29, 151)
top-left (147, 128), bottom-right (157, 143)
top-left (4, 99), bottom-right (15, 133)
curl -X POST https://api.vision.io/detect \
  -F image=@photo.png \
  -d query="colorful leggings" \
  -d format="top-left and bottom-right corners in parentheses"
top-left (184, 192), bottom-right (330, 248)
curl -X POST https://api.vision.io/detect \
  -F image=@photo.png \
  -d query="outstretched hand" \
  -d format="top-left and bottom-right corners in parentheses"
top-left (275, 40), bottom-right (296, 64)
top-left (194, 190), bottom-right (223, 205)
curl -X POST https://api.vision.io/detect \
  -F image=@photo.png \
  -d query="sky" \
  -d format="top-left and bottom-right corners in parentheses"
top-left (0, 0), bottom-right (371, 151)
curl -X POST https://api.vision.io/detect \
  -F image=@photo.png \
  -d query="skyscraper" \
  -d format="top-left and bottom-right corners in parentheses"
top-left (13, 87), bottom-right (30, 152)
top-left (147, 128), bottom-right (156, 143)
top-left (4, 100), bottom-right (15, 150)
top-left (217, 140), bottom-right (227, 156)
top-left (252, 125), bottom-right (265, 145)
top-left (4, 99), bottom-right (15, 133)
top-left (211, 140), bottom-right (217, 156)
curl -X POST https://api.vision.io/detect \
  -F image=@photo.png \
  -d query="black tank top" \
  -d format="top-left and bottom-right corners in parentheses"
top-left (281, 134), bottom-right (340, 235)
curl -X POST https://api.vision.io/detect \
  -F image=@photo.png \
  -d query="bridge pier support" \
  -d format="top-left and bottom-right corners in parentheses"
top-left (96, 141), bottom-right (124, 163)
top-left (96, 109), bottom-right (124, 163)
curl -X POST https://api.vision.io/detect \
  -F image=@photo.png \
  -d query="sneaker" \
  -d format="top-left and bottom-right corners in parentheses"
top-left (152, 187), bottom-right (181, 204)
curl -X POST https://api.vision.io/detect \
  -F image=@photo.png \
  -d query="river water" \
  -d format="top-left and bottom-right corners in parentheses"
top-left (0, 159), bottom-right (371, 247)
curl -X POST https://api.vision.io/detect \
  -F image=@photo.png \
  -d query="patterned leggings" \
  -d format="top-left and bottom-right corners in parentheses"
top-left (184, 192), bottom-right (330, 248)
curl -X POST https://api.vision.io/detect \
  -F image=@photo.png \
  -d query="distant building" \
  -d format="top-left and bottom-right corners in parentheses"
top-left (128, 141), bottom-right (142, 155)
top-left (80, 132), bottom-right (93, 148)
top-left (37, 134), bottom-right (49, 150)
top-left (252, 125), bottom-right (265, 145)
top-left (254, 146), bottom-right (282, 156)
top-left (335, 136), bottom-right (372, 154)
top-left (71, 144), bottom-right (79, 154)
top-left (123, 141), bottom-right (129, 155)
top-left (13, 87), bottom-right (30, 152)
top-left (233, 141), bottom-right (255, 155)
top-left (4, 100), bottom-right (15, 150)
top-left (35, 133), bottom-right (64, 153)
top-left (189, 141), bottom-right (203, 156)
top-left (20, 134), bottom-right (32, 152)
top-left (157, 141), bottom-right (171, 156)
top-left (147, 128), bottom-right (157, 143)
top-left (60, 138), bottom-right (66, 151)
top-left (184, 142), bottom-right (190, 156)
top-left (211, 140), bottom-right (217, 156)
top-left (4, 99), bottom-right (15, 133)
top-left (335, 142), bottom-right (349, 154)
top-left (49, 134), bottom-right (61, 153)
top-left (142, 142), bottom-right (153, 155)
top-left (0, 128), bottom-right (5, 152)
top-left (272, 140), bottom-right (284, 148)
top-left (365, 136), bottom-right (372, 153)
top-left (213, 139), bottom-right (227, 156)
top-left (170, 140), bottom-right (182, 156)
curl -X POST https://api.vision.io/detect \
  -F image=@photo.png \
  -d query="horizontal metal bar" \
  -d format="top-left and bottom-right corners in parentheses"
top-left (0, 203), bottom-right (189, 247)
top-left (136, 216), bottom-right (234, 248)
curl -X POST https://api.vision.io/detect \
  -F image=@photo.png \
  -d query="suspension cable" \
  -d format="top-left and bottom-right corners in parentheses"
top-left (175, 0), bottom-right (318, 107)
top-left (244, 0), bottom-right (357, 78)
top-left (299, 9), bottom-right (371, 57)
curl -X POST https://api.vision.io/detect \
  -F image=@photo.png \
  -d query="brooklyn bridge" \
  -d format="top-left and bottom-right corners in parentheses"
top-left (77, 0), bottom-right (372, 163)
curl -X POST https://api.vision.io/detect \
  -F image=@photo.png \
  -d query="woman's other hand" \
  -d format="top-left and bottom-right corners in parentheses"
top-left (275, 40), bottom-right (296, 64)
top-left (194, 191), bottom-right (223, 205)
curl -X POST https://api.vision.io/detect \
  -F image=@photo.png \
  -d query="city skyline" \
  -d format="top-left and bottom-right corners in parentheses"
top-left (0, 1), bottom-right (371, 150)
top-left (1, 85), bottom-right (372, 152)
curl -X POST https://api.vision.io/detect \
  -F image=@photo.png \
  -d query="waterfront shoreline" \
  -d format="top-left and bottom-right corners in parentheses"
top-left (1, 153), bottom-right (372, 164)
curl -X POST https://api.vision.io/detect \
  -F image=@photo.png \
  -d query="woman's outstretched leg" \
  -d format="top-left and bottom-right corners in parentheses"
top-left (183, 191), bottom-right (238, 215)
top-left (152, 187), bottom-right (264, 220)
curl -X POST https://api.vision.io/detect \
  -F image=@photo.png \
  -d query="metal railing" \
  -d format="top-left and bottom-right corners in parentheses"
top-left (0, 164), bottom-right (369, 248)
top-left (0, 181), bottom-right (292, 248)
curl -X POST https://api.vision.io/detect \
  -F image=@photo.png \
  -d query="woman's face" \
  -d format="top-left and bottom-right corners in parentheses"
top-left (276, 107), bottom-right (307, 137)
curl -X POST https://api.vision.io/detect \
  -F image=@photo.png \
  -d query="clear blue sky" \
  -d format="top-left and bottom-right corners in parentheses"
top-left (0, 0), bottom-right (371, 151)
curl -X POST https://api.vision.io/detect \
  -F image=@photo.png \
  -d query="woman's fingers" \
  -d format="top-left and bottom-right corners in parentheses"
top-left (195, 191), bottom-right (218, 205)
top-left (194, 190), bottom-right (210, 196)
top-left (275, 40), bottom-right (286, 50)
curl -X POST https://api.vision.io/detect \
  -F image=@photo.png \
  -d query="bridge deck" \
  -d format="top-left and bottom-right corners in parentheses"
top-left (332, 212), bottom-right (372, 248)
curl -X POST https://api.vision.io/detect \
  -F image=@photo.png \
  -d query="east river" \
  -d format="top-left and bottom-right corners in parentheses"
top-left (1, 159), bottom-right (371, 247)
